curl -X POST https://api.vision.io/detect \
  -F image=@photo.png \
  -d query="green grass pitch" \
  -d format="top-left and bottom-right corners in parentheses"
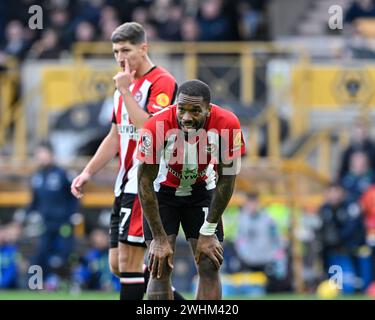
top-left (0, 290), bottom-right (372, 300)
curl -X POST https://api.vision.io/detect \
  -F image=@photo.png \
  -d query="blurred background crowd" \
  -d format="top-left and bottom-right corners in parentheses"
top-left (0, 0), bottom-right (268, 63)
top-left (2, 0), bottom-right (375, 298)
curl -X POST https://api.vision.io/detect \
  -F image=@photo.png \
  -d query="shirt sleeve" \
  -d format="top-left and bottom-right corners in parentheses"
top-left (145, 75), bottom-right (177, 114)
top-left (220, 113), bottom-right (246, 163)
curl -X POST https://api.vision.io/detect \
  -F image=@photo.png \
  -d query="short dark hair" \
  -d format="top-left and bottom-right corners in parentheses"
top-left (111, 22), bottom-right (146, 44)
top-left (177, 79), bottom-right (211, 103)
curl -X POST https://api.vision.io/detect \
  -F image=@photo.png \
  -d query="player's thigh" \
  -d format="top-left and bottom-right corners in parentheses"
top-left (143, 193), bottom-right (181, 242)
top-left (181, 205), bottom-right (224, 241)
top-left (109, 195), bottom-right (122, 249)
top-left (108, 196), bottom-right (122, 275)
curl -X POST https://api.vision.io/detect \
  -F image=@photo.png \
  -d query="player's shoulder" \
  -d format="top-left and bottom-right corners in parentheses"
top-left (143, 105), bottom-right (176, 135)
top-left (211, 104), bottom-right (241, 128)
top-left (151, 104), bottom-right (176, 120)
top-left (149, 66), bottom-right (176, 83)
top-left (145, 104), bottom-right (175, 125)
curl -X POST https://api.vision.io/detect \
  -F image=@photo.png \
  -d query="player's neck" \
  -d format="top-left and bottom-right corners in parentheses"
top-left (135, 57), bottom-right (155, 79)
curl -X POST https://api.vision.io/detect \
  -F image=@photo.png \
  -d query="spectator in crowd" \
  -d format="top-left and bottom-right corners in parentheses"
top-left (1, 0), bottom-right (269, 62)
top-left (345, 0), bottom-right (375, 24)
top-left (0, 223), bottom-right (22, 289)
top-left (99, 5), bottom-right (120, 41)
top-left (73, 0), bottom-right (104, 27)
top-left (44, 8), bottom-right (73, 51)
top-left (26, 141), bottom-right (78, 284)
top-left (318, 182), bottom-right (367, 288)
top-left (340, 150), bottom-right (375, 203)
top-left (72, 228), bottom-right (119, 291)
top-left (197, 0), bottom-right (238, 41)
top-left (74, 21), bottom-right (97, 43)
top-left (338, 119), bottom-right (375, 180)
top-left (180, 16), bottom-right (200, 41)
top-left (234, 192), bottom-right (287, 291)
top-left (131, 6), bottom-right (150, 26)
top-left (0, 20), bottom-right (30, 60)
top-left (155, 3), bottom-right (183, 41)
top-left (27, 29), bottom-right (61, 59)
top-left (237, 0), bottom-right (266, 40)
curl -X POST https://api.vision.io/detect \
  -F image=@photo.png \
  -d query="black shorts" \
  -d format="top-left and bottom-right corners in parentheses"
top-left (109, 193), bottom-right (146, 248)
top-left (143, 189), bottom-right (224, 242)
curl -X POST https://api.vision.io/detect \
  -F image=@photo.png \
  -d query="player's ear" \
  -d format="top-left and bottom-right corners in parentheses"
top-left (206, 102), bottom-right (212, 114)
top-left (140, 43), bottom-right (148, 57)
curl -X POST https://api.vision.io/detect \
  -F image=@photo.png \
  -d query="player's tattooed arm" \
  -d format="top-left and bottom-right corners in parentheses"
top-left (138, 163), bottom-right (173, 279)
top-left (138, 163), bottom-right (167, 237)
top-left (207, 162), bottom-right (237, 223)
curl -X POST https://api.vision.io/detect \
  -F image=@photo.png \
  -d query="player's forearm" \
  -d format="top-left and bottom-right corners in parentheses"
top-left (207, 172), bottom-right (236, 224)
top-left (138, 163), bottom-right (167, 238)
top-left (82, 132), bottom-right (118, 177)
top-left (121, 90), bottom-right (149, 129)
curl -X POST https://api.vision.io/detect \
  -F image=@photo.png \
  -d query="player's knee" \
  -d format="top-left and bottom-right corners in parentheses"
top-left (149, 264), bottom-right (173, 281)
top-left (118, 245), bottom-right (144, 272)
top-left (197, 255), bottom-right (220, 279)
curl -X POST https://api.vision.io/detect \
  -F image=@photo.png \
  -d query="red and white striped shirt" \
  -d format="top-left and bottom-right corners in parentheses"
top-left (112, 66), bottom-right (177, 196)
top-left (137, 104), bottom-right (246, 196)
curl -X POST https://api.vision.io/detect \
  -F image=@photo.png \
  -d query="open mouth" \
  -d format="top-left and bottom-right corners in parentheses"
top-left (182, 123), bottom-right (195, 130)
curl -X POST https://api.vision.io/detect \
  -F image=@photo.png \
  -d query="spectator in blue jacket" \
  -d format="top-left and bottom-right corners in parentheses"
top-left (0, 224), bottom-right (21, 289)
top-left (27, 141), bottom-right (79, 282)
top-left (340, 150), bottom-right (375, 203)
top-left (318, 182), bottom-right (367, 285)
top-left (73, 228), bottom-right (119, 291)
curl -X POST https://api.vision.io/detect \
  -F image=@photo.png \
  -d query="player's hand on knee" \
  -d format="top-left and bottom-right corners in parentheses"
top-left (148, 236), bottom-right (174, 279)
top-left (195, 235), bottom-right (224, 270)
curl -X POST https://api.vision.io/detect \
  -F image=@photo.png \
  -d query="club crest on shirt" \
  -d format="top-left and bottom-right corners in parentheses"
top-left (140, 133), bottom-right (152, 155)
top-left (134, 91), bottom-right (143, 102)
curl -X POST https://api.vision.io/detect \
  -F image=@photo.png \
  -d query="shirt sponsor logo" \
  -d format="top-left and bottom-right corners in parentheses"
top-left (117, 124), bottom-right (139, 140)
top-left (168, 166), bottom-right (207, 180)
